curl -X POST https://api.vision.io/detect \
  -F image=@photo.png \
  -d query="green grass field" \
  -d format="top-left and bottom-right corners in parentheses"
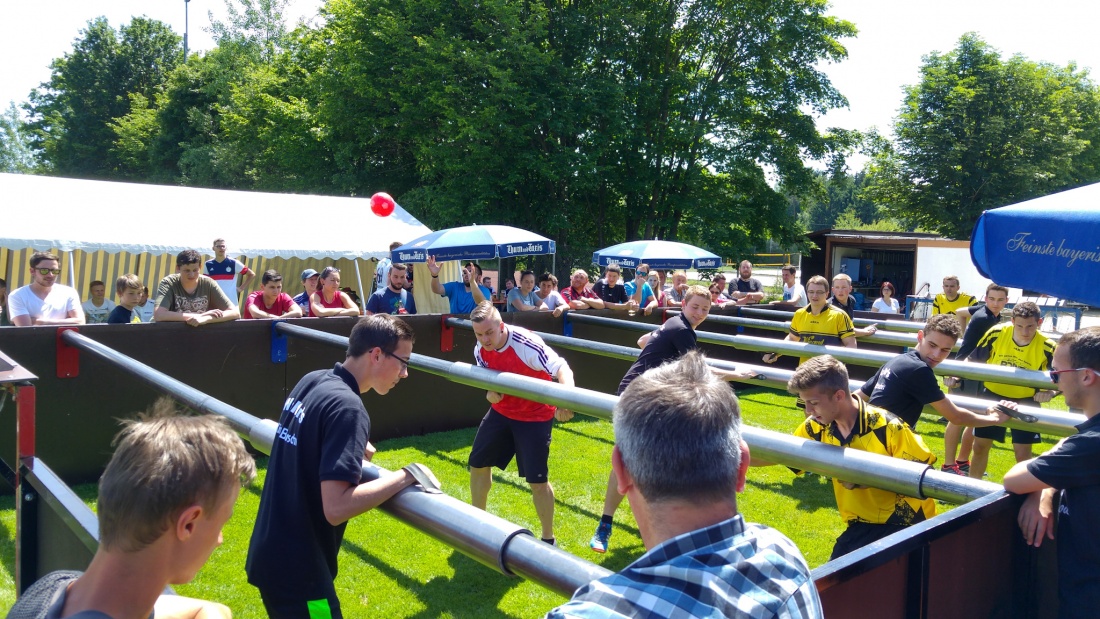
top-left (0, 386), bottom-right (1063, 617)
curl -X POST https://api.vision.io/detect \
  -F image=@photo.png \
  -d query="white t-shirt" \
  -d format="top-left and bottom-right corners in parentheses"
top-left (9, 284), bottom-right (83, 323)
top-left (135, 300), bottom-right (156, 323)
top-left (82, 298), bottom-right (116, 324)
top-left (872, 297), bottom-right (900, 313)
top-left (783, 282), bottom-right (808, 307)
top-left (374, 258), bottom-right (392, 294)
top-left (538, 290), bottom-right (567, 311)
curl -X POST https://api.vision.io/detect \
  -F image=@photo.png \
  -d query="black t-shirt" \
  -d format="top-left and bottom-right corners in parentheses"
top-left (107, 305), bottom-right (135, 324)
top-left (827, 295), bottom-right (857, 318)
top-left (730, 277), bottom-right (763, 297)
top-left (592, 279), bottom-right (629, 304)
top-left (1027, 414), bottom-right (1100, 617)
top-left (617, 313), bottom-right (697, 395)
top-left (247, 363), bottom-right (371, 598)
top-left (859, 350), bottom-right (945, 428)
top-left (954, 304), bottom-right (1001, 360)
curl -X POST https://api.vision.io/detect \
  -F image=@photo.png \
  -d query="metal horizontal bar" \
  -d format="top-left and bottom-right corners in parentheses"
top-left (738, 306), bottom-right (926, 332)
top-left (63, 327), bottom-right (610, 596)
top-left (22, 457), bottom-right (99, 555)
top-left (564, 313), bottom-right (1056, 390)
top-left (386, 319), bottom-right (998, 505)
top-left (688, 312), bottom-right (927, 349)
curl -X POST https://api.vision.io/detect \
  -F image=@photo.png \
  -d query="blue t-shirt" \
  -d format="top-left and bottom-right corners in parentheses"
top-left (440, 281), bottom-right (492, 314)
top-left (506, 288), bottom-right (542, 312)
top-left (107, 305), bottom-right (138, 324)
top-left (624, 281), bottom-right (655, 307)
top-left (366, 287), bottom-right (416, 315)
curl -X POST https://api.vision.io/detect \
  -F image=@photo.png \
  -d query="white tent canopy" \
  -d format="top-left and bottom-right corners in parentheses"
top-left (1, 173), bottom-right (432, 259)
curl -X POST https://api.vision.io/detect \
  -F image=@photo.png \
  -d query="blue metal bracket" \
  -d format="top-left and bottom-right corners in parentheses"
top-left (563, 311), bottom-right (573, 337)
top-left (270, 320), bottom-right (288, 364)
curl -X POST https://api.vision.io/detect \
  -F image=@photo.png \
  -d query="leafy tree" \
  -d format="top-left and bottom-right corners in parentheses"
top-left (0, 102), bottom-right (36, 173)
top-left (25, 17), bottom-right (182, 178)
top-left (865, 34), bottom-right (1100, 239)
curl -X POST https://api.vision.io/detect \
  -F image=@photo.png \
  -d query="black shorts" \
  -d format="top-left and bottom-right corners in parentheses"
top-left (468, 409), bottom-right (553, 484)
top-left (831, 521), bottom-right (909, 561)
top-left (259, 587), bottom-right (342, 619)
top-left (973, 390), bottom-right (1041, 444)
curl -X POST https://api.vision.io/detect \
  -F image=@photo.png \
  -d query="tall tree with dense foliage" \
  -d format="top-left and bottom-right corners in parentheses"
top-left (865, 34), bottom-right (1100, 239)
top-left (0, 102), bottom-right (36, 173)
top-left (25, 17), bottom-right (182, 178)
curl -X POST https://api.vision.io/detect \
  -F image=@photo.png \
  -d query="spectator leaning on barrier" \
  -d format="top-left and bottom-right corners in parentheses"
top-left (560, 270), bottom-right (605, 311)
top-left (1005, 326), bottom-right (1100, 618)
top-left (729, 260), bottom-right (766, 304)
top-left (506, 270), bottom-right (546, 312)
top-left (154, 250), bottom-right (239, 327)
top-left (135, 286), bottom-right (156, 323)
top-left (107, 274), bottom-right (145, 324)
top-left (536, 273), bottom-right (568, 316)
top-left (293, 269), bottom-right (320, 317)
top-left (243, 270), bottom-right (303, 320)
top-left (310, 267), bottom-right (361, 318)
top-left (8, 399), bottom-right (256, 619)
top-left (778, 265), bottom-right (807, 307)
top-left (203, 238), bottom-right (254, 307)
top-left (9, 251), bottom-right (85, 326)
top-left (468, 302), bottom-right (575, 546)
top-left (756, 355), bottom-right (938, 560)
top-left (247, 315), bottom-right (420, 618)
top-left (82, 280), bottom-right (115, 324)
top-left (828, 273), bottom-right (878, 338)
top-left (665, 271), bottom-right (689, 307)
top-left (550, 352), bottom-right (822, 619)
top-left (624, 263), bottom-right (655, 308)
top-left (366, 263), bottom-right (417, 315)
top-left (591, 264), bottom-right (636, 312)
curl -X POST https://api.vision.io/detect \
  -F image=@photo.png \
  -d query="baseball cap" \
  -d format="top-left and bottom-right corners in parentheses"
top-left (301, 268), bottom-right (319, 281)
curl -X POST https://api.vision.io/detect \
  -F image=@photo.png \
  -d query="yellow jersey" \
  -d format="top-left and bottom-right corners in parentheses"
top-left (972, 322), bottom-right (1056, 399)
top-left (932, 292), bottom-right (977, 315)
top-left (789, 304), bottom-right (855, 364)
top-left (794, 399), bottom-right (937, 525)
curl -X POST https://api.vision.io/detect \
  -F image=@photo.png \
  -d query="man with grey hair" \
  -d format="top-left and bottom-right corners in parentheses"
top-left (548, 351), bottom-right (822, 618)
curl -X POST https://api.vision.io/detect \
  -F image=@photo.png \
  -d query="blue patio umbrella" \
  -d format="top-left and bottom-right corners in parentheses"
top-left (592, 240), bottom-right (722, 270)
top-left (391, 225), bottom-right (556, 263)
top-left (970, 182), bottom-right (1100, 306)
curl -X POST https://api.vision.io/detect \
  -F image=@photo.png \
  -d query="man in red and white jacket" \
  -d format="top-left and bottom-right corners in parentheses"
top-left (468, 301), bottom-right (575, 546)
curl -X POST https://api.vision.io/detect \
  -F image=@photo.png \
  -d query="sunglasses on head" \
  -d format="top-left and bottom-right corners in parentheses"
top-left (36, 268), bottom-right (62, 276)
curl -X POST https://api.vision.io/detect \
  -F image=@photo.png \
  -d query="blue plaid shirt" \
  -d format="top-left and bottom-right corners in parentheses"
top-left (546, 515), bottom-right (821, 618)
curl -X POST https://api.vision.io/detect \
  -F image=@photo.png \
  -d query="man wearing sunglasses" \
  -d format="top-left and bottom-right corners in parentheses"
top-left (9, 251), bottom-right (85, 326)
top-left (1005, 327), bottom-right (1100, 617)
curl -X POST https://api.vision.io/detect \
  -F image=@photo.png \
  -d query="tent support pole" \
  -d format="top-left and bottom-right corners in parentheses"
top-left (354, 260), bottom-right (367, 314)
top-left (67, 252), bottom-right (76, 289)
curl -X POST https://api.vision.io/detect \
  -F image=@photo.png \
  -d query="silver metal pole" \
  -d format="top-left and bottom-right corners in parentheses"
top-left (281, 321), bottom-right (999, 505)
top-left (446, 317), bottom-right (1083, 437)
top-left (738, 306), bottom-right (927, 332)
top-left (564, 313), bottom-right (1057, 391)
top-left (354, 260), bottom-right (368, 314)
top-left (688, 312), bottom-right (930, 349)
top-left (59, 328), bottom-right (611, 596)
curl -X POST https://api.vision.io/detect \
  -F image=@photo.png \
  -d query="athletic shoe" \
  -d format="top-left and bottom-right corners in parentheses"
top-left (940, 463), bottom-right (961, 476)
top-left (589, 522), bottom-right (612, 554)
top-left (956, 460), bottom-right (971, 476)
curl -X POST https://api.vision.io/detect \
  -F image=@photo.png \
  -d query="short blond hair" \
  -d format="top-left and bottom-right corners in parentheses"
top-left (806, 275), bottom-right (829, 292)
top-left (115, 274), bottom-right (142, 296)
top-left (831, 273), bottom-right (852, 284)
top-left (470, 301), bottom-right (501, 324)
top-left (683, 284), bottom-right (710, 304)
top-left (787, 355), bottom-right (849, 396)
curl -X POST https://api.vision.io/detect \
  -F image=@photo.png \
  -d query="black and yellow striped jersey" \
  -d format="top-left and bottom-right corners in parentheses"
top-left (972, 322), bottom-right (1056, 399)
top-left (933, 292), bottom-right (977, 315)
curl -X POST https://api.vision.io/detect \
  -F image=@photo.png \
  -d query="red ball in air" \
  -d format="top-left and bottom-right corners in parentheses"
top-left (370, 192), bottom-right (396, 217)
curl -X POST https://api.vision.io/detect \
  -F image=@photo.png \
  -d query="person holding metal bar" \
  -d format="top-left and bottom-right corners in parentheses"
top-left (858, 313), bottom-right (1009, 475)
top-left (468, 301), bottom-right (575, 546)
top-left (590, 285), bottom-right (757, 554)
top-left (247, 315), bottom-right (421, 618)
top-left (550, 352), bottom-right (822, 618)
top-left (762, 275), bottom-right (856, 366)
top-left (8, 399), bottom-right (256, 619)
top-left (758, 355), bottom-right (938, 560)
top-left (1005, 326), bottom-right (1100, 618)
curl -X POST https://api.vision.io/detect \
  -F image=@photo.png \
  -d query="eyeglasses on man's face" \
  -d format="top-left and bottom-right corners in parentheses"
top-left (385, 350), bottom-right (411, 372)
top-left (36, 268), bottom-right (62, 276)
top-left (1050, 367), bottom-right (1090, 384)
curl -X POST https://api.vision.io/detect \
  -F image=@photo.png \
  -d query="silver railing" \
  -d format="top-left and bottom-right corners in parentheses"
top-left (564, 313), bottom-right (1057, 391)
top-left (59, 329), bottom-right (611, 597)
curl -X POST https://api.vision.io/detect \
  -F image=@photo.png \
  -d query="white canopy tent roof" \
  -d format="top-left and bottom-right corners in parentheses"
top-left (1, 173), bottom-right (432, 259)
